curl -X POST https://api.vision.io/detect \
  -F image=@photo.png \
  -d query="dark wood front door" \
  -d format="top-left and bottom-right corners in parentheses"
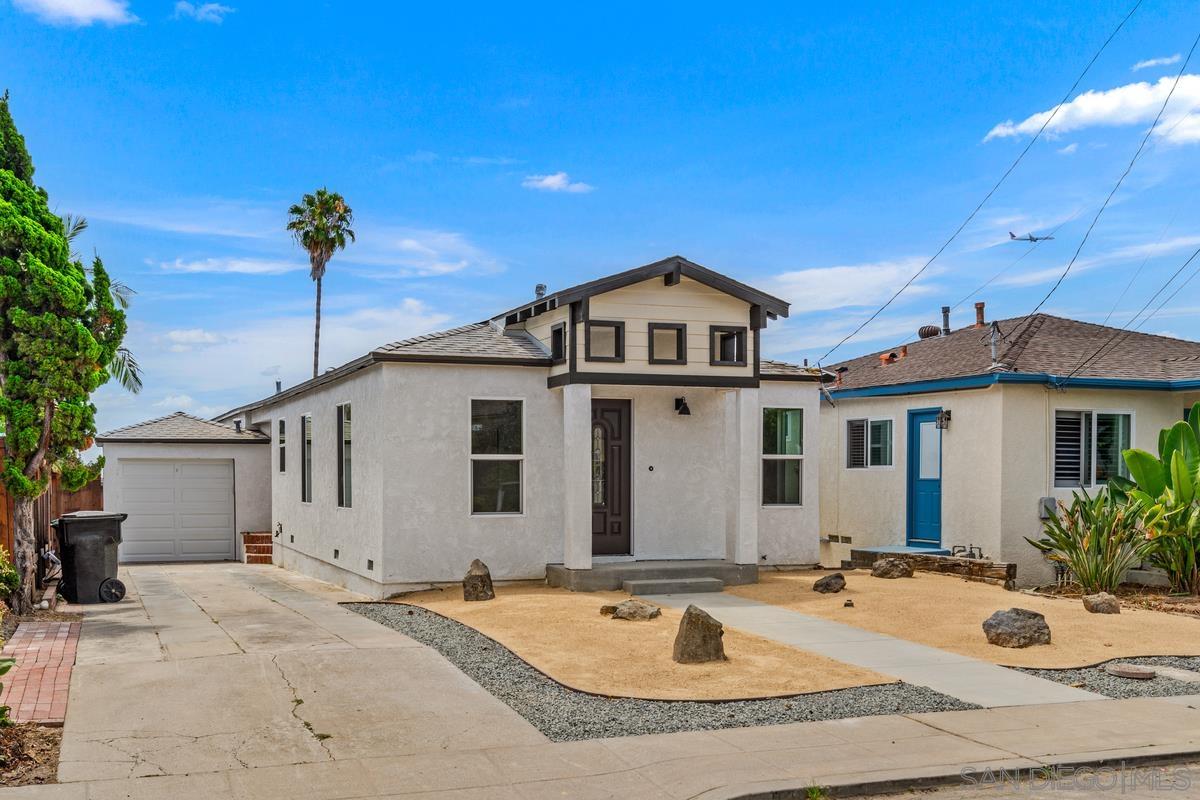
top-left (591, 399), bottom-right (632, 555)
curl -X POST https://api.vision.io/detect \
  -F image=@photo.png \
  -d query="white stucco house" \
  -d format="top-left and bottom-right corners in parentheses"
top-left (819, 302), bottom-right (1200, 587)
top-left (98, 257), bottom-right (827, 597)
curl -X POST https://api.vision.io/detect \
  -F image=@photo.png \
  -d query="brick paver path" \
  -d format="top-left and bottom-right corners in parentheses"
top-left (0, 621), bottom-right (80, 724)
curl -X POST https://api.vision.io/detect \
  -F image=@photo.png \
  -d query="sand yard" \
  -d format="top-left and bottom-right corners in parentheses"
top-left (395, 582), bottom-right (893, 700)
top-left (729, 570), bottom-right (1200, 668)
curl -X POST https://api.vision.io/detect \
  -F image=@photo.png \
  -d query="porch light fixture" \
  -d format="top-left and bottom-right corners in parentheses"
top-left (674, 397), bottom-right (691, 416)
top-left (935, 409), bottom-right (951, 430)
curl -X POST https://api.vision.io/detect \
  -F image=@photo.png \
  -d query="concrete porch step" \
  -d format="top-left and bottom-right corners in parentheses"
top-left (623, 577), bottom-right (724, 595)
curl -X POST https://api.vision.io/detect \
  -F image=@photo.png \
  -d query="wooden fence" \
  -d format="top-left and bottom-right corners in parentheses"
top-left (0, 473), bottom-right (103, 588)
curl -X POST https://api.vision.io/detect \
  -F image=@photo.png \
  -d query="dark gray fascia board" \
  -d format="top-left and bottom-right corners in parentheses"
top-left (97, 437), bottom-right (270, 445)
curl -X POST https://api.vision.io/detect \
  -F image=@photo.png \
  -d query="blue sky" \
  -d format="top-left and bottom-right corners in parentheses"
top-left (2, 0), bottom-right (1199, 432)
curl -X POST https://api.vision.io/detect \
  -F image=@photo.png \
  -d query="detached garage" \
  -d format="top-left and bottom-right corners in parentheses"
top-left (96, 412), bottom-right (271, 563)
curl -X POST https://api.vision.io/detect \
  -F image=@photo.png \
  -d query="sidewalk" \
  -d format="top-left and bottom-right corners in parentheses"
top-left (645, 591), bottom-right (1102, 707)
top-left (0, 564), bottom-right (1195, 800)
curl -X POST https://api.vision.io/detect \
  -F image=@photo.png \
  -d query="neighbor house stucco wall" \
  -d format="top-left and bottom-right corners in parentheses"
top-left (100, 441), bottom-right (271, 561)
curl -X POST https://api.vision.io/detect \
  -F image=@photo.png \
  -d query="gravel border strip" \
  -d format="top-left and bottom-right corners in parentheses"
top-left (346, 602), bottom-right (978, 742)
top-left (1014, 656), bottom-right (1200, 699)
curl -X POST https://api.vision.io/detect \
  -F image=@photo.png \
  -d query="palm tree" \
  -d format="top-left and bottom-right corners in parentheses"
top-left (287, 189), bottom-right (355, 378)
top-left (62, 214), bottom-right (143, 393)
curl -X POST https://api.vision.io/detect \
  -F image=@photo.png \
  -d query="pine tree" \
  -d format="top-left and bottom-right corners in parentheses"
top-left (0, 92), bottom-right (125, 612)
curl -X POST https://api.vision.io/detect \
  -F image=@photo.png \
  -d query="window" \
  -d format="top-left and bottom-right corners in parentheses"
top-left (1054, 410), bottom-right (1131, 488)
top-left (300, 414), bottom-right (312, 503)
top-left (278, 419), bottom-right (286, 473)
top-left (470, 399), bottom-right (523, 514)
top-left (648, 322), bottom-right (687, 365)
top-left (846, 418), bottom-right (893, 469)
top-left (762, 408), bottom-right (803, 505)
top-left (550, 322), bottom-right (566, 363)
top-left (585, 320), bottom-right (624, 362)
top-left (709, 325), bottom-right (747, 366)
top-left (337, 403), bottom-right (352, 508)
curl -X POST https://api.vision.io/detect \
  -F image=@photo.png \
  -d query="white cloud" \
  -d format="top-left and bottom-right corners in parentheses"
top-left (521, 172), bottom-right (594, 193)
top-left (345, 225), bottom-right (502, 278)
top-left (766, 257), bottom-right (938, 314)
top-left (1133, 54), bottom-right (1181, 72)
top-left (984, 74), bottom-right (1200, 145)
top-left (13, 0), bottom-right (137, 25)
top-left (1057, 143), bottom-right (1078, 155)
top-left (998, 234), bottom-right (1200, 288)
top-left (160, 257), bottom-right (304, 275)
top-left (160, 328), bottom-right (229, 352)
top-left (763, 312), bottom-right (939, 359)
top-left (172, 2), bottom-right (233, 22)
top-left (90, 198), bottom-right (279, 239)
top-left (154, 393), bottom-right (194, 408)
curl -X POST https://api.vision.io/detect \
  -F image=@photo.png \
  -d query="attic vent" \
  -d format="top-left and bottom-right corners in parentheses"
top-left (918, 325), bottom-right (941, 339)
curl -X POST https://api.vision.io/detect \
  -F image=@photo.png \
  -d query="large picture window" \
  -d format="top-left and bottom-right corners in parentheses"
top-left (1054, 410), bottom-right (1131, 488)
top-left (470, 399), bottom-right (523, 514)
top-left (300, 414), bottom-right (312, 503)
top-left (762, 407), bottom-right (803, 505)
top-left (846, 418), bottom-right (893, 469)
top-left (337, 403), bottom-right (352, 508)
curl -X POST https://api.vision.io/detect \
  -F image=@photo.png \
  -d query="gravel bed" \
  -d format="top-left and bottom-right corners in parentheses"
top-left (1015, 656), bottom-right (1200, 699)
top-left (346, 602), bottom-right (978, 742)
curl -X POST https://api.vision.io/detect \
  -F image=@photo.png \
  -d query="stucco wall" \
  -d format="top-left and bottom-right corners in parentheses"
top-left (100, 441), bottom-right (271, 561)
top-left (758, 381), bottom-right (822, 565)
top-left (245, 365), bottom-right (387, 589)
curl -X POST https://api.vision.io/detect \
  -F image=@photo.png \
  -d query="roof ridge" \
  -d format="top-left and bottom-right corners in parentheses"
top-left (99, 410), bottom-right (202, 437)
top-left (372, 321), bottom-right (487, 352)
top-left (999, 314), bottom-right (1045, 369)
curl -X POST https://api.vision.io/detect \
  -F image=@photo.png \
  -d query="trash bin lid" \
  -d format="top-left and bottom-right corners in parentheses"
top-left (52, 511), bottom-right (128, 526)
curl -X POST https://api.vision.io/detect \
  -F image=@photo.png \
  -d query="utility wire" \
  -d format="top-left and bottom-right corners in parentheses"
top-left (1005, 30), bottom-right (1200, 353)
top-left (952, 213), bottom-right (1079, 311)
top-left (1099, 205), bottom-right (1181, 327)
top-left (815, 0), bottom-right (1144, 365)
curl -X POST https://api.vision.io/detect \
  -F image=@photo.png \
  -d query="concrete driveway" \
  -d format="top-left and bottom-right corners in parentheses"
top-left (6, 563), bottom-right (1200, 800)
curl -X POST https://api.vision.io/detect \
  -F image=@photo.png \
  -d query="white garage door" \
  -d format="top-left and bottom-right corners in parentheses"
top-left (118, 459), bottom-right (236, 562)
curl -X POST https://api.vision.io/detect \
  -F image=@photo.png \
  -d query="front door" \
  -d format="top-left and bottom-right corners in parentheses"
top-left (592, 399), bottom-right (632, 555)
top-left (906, 408), bottom-right (942, 547)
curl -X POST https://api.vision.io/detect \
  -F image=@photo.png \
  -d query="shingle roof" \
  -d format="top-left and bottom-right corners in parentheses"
top-left (97, 412), bottom-right (270, 444)
top-left (829, 314), bottom-right (1200, 391)
top-left (373, 322), bottom-right (550, 363)
top-left (761, 359), bottom-right (828, 381)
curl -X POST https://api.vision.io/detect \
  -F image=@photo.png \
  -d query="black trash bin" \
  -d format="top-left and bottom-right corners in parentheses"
top-left (52, 511), bottom-right (128, 604)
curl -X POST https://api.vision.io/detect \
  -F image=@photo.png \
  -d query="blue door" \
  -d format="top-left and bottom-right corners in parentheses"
top-left (907, 408), bottom-right (942, 546)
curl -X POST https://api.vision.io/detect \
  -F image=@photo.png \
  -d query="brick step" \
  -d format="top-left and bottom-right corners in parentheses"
top-left (244, 544), bottom-right (273, 555)
top-left (622, 577), bottom-right (724, 595)
top-left (242, 532), bottom-right (273, 545)
top-left (245, 554), bottom-right (272, 565)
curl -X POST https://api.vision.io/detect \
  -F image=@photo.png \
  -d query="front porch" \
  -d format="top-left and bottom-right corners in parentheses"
top-left (545, 558), bottom-right (758, 593)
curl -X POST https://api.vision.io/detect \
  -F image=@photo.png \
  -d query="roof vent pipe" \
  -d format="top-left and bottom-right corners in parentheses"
top-left (535, 283), bottom-right (547, 300)
top-left (941, 305), bottom-right (951, 335)
top-left (975, 301), bottom-right (986, 328)
top-left (988, 321), bottom-right (1006, 372)
top-left (234, 420), bottom-right (243, 433)
top-left (275, 380), bottom-right (282, 394)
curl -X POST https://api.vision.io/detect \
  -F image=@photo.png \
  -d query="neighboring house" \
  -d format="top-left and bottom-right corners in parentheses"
top-left (98, 256), bottom-right (826, 597)
top-left (820, 302), bottom-right (1200, 587)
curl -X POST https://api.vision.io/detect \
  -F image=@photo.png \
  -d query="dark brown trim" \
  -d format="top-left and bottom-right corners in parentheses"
top-left (96, 437), bottom-right (270, 445)
top-left (584, 320), bottom-right (625, 363)
top-left (550, 322), bottom-right (567, 364)
top-left (647, 322), bottom-right (687, 365)
top-left (753, 327), bottom-right (761, 380)
top-left (549, 372), bottom-right (758, 389)
top-left (568, 302), bottom-right (580, 379)
top-left (709, 325), bottom-right (748, 367)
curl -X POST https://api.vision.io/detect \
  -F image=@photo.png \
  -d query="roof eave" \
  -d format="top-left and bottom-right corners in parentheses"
top-left (829, 372), bottom-right (1200, 399)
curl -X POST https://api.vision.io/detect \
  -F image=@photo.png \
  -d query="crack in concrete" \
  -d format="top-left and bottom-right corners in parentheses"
top-left (270, 653), bottom-right (335, 760)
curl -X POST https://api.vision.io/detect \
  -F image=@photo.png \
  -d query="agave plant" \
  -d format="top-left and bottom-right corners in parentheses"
top-left (1117, 402), bottom-right (1200, 594)
top-left (1027, 487), bottom-right (1153, 594)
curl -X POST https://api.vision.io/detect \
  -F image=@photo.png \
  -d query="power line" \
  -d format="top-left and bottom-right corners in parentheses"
top-left (1005, 30), bottom-right (1200, 353)
top-left (1099, 205), bottom-right (1181, 327)
top-left (815, 0), bottom-right (1144, 365)
top-left (951, 213), bottom-right (1079, 311)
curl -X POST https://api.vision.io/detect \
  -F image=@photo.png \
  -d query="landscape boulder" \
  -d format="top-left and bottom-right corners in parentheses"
top-left (1082, 592), bottom-right (1120, 615)
top-left (672, 604), bottom-right (727, 664)
top-left (462, 559), bottom-right (495, 602)
top-left (982, 608), bottom-right (1051, 648)
top-left (600, 599), bottom-right (662, 621)
top-left (871, 558), bottom-right (914, 579)
top-left (813, 573), bottom-right (846, 593)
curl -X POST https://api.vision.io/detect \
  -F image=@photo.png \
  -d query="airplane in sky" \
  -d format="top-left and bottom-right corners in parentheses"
top-left (1009, 231), bottom-right (1055, 243)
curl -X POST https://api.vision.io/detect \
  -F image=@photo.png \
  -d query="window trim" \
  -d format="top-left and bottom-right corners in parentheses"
top-left (468, 396), bottom-right (526, 517)
top-left (647, 322), bottom-right (687, 365)
top-left (709, 325), bottom-right (748, 367)
top-left (584, 320), bottom-right (625, 363)
top-left (277, 418), bottom-right (286, 473)
top-left (336, 402), bottom-right (352, 509)
top-left (845, 416), bottom-right (895, 470)
top-left (549, 322), bottom-right (567, 364)
top-left (761, 406), bottom-right (804, 507)
top-left (300, 413), bottom-right (313, 504)
top-left (1052, 407), bottom-right (1135, 489)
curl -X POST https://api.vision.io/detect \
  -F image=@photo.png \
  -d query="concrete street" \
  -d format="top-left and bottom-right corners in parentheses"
top-left (1, 563), bottom-right (1198, 799)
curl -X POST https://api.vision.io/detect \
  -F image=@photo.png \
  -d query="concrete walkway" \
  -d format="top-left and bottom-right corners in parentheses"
top-left (644, 592), bottom-right (1103, 707)
top-left (2, 564), bottom-right (1197, 800)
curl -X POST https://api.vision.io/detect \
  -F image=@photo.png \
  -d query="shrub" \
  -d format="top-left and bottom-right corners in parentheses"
top-left (0, 548), bottom-right (18, 598)
top-left (0, 658), bottom-right (13, 727)
top-left (1027, 488), bottom-right (1154, 594)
